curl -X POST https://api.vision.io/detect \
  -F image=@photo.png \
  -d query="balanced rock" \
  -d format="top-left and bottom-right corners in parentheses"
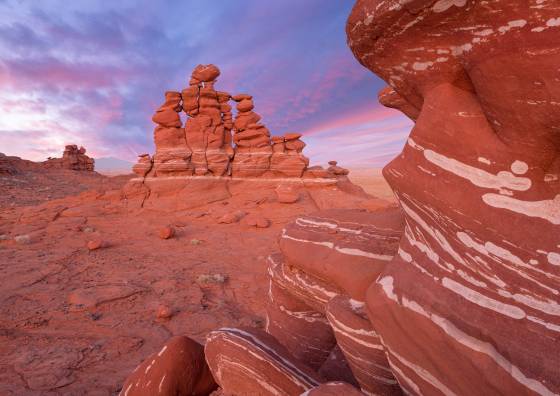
top-left (191, 64), bottom-right (220, 82)
top-left (347, 0), bottom-right (560, 394)
top-left (120, 336), bottom-right (217, 396)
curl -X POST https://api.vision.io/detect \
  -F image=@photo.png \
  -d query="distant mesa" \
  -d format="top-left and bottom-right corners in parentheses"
top-left (131, 64), bottom-right (348, 180)
top-left (43, 144), bottom-right (95, 172)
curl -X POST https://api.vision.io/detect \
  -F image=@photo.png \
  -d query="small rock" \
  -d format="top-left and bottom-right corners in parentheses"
top-left (197, 274), bottom-right (228, 284)
top-left (275, 185), bottom-right (299, 204)
top-left (156, 305), bottom-right (173, 319)
top-left (243, 214), bottom-right (270, 228)
top-left (159, 226), bottom-right (175, 240)
top-left (190, 238), bottom-right (202, 245)
top-left (217, 210), bottom-right (246, 224)
top-left (15, 235), bottom-right (31, 245)
top-left (87, 239), bottom-right (104, 251)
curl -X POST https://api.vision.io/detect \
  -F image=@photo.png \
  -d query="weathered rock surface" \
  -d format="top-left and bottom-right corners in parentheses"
top-left (326, 296), bottom-right (400, 395)
top-left (120, 336), bottom-right (217, 396)
top-left (347, 1), bottom-right (560, 395)
top-left (304, 382), bottom-right (366, 396)
top-left (205, 327), bottom-right (322, 395)
top-left (208, 207), bottom-right (404, 395)
top-left (279, 208), bottom-right (404, 301)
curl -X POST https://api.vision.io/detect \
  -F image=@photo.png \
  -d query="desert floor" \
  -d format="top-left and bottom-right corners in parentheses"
top-left (0, 168), bottom-right (391, 395)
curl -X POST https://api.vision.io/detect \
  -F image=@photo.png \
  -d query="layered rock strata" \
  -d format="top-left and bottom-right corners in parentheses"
top-left (202, 209), bottom-right (405, 395)
top-left (132, 64), bottom-right (322, 180)
top-left (347, 0), bottom-right (560, 394)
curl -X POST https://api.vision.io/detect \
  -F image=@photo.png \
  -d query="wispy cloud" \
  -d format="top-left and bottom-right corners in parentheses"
top-left (0, 0), bottom-right (411, 167)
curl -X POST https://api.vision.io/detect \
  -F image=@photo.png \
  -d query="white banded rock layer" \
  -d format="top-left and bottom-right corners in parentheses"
top-left (348, 1), bottom-right (560, 394)
top-left (303, 382), bottom-right (366, 396)
top-left (326, 296), bottom-right (400, 396)
top-left (279, 208), bottom-right (404, 300)
top-left (205, 327), bottom-right (322, 395)
top-left (267, 271), bottom-right (336, 369)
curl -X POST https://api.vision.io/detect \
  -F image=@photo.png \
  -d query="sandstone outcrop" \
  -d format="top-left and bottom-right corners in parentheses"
top-left (201, 208), bottom-right (404, 395)
top-left (120, 336), bottom-right (216, 396)
top-left (130, 64), bottom-right (335, 181)
top-left (347, 1), bottom-right (560, 395)
top-left (43, 145), bottom-right (95, 171)
top-left (205, 327), bottom-right (322, 395)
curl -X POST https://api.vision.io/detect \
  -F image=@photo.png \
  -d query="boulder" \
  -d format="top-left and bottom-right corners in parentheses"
top-left (158, 226), bottom-right (175, 240)
top-left (275, 184), bottom-right (299, 203)
top-left (120, 336), bottom-right (217, 396)
top-left (191, 64), bottom-right (220, 82)
top-left (243, 213), bottom-right (270, 228)
top-left (205, 328), bottom-right (322, 395)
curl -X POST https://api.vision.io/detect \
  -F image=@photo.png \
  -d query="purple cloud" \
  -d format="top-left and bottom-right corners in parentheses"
top-left (0, 0), bottom-right (410, 168)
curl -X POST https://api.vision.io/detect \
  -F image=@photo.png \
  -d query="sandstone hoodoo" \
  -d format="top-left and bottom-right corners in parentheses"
top-left (44, 144), bottom-right (95, 171)
top-left (131, 64), bottom-right (333, 180)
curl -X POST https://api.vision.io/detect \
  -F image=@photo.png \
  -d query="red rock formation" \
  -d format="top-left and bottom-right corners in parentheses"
top-left (204, 209), bottom-right (404, 395)
top-left (326, 296), bottom-right (400, 395)
top-left (120, 336), bottom-right (216, 396)
top-left (279, 209), bottom-right (404, 301)
top-left (131, 64), bottom-right (344, 182)
top-left (205, 327), bottom-right (323, 395)
top-left (43, 145), bottom-right (95, 171)
top-left (347, 1), bottom-right (560, 395)
top-left (305, 382), bottom-right (366, 396)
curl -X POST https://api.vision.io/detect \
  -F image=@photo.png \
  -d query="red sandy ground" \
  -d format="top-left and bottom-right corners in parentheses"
top-left (0, 166), bottom-right (390, 395)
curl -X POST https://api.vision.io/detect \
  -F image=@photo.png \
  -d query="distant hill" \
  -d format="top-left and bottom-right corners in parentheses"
top-left (94, 157), bottom-right (134, 175)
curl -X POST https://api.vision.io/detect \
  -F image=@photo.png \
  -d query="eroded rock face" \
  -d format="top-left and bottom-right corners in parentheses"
top-left (279, 208), bottom-right (404, 301)
top-left (205, 327), bottom-right (323, 395)
top-left (43, 145), bottom-right (95, 171)
top-left (347, 1), bottom-right (560, 395)
top-left (130, 64), bottom-right (340, 182)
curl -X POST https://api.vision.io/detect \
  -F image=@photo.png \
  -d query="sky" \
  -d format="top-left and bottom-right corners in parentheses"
top-left (0, 0), bottom-right (412, 168)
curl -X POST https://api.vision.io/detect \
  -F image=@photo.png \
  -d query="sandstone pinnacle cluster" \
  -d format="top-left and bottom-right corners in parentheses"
top-left (43, 145), bottom-right (95, 171)
top-left (133, 64), bottom-right (314, 179)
